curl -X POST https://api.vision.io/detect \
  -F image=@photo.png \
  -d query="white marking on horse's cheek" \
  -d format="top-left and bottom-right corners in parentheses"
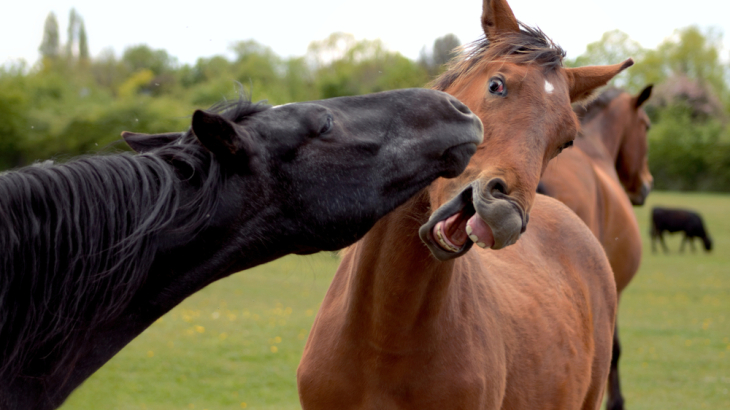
top-left (544, 80), bottom-right (554, 94)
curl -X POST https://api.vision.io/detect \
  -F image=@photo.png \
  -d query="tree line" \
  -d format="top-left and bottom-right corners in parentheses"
top-left (1, 10), bottom-right (729, 191)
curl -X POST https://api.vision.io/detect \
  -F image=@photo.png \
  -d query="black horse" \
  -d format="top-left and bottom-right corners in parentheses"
top-left (650, 206), bottom-right (713, 253)
top-left (0, 88), bottom-right (483, 409)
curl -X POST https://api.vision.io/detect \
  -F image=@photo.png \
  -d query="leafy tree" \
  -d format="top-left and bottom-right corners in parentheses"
top-left (39, 13), bottom-right (60, 61)
top-left (0, 74), bottom-right (30, 169)
top-left (565, 30), bottom-right (642, 90)
top-left (122, 45), bottom-right (176, 76)
top-left (66, 9), bottom-right (79, 59)
top-left (419, 34), bottom-right (461, 76)
top-left (78, 22), bottom-right (89, 63)
top-left (308, 33), bottom-right (428, 98)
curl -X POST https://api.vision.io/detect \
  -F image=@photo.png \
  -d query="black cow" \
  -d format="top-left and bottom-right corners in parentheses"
top-left (650, 207), bottom-right (713, 253)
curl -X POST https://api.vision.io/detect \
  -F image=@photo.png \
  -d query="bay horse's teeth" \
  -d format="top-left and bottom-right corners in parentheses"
top-left (466, 225), bottom-right (473, 236)
top-left (477, 242), bottom-right (487, 248)
top-left (435, 223), bottom-right (460, 252)
top-left (469, 234), bottom-right (479, 243)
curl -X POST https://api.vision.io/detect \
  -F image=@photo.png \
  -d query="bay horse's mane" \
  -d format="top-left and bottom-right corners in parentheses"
top-left (573, 87), bottom-right (623, 124)
top-left (431, 22), bottom-right (566, 92)
top-left (0, 95), bottom-right (269, 380)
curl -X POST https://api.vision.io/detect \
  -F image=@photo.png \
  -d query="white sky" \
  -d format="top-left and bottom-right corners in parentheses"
top-left (2, 0), bottom-right (729, 68)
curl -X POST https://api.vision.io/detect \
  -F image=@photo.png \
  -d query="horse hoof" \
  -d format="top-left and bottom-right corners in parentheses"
top-left (607, 397), bottom-right (625, 410)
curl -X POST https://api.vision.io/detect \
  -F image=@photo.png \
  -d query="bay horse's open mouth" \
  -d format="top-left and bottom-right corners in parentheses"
top-left (419, 181), bottom-right (528, 261)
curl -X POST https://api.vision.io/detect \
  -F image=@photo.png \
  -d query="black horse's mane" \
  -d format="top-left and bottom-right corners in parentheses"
top-left (0, 95), bottom-right (269, 380)
top-left (431, 22), bottom-right (566, 91)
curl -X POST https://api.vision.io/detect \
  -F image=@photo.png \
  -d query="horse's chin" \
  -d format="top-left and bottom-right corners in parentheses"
top-left (627, 181), bottom-right (652, 206)
top-left (627, 191), bottom-right (647, 206)
top-left (419, 184), bottom-right (526, 261)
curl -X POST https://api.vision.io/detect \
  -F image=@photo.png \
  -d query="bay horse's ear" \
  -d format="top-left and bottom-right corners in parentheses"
top-left (121, 131), bottom-right (182, 153)
top-left (633, 84), bottom-right (653, 109)
top-left (481, 0), bottom-right (520, 40)
top-left (565, 59), bottom-right (634, 103)
top-left (191, 109), bottom-right (253, 163)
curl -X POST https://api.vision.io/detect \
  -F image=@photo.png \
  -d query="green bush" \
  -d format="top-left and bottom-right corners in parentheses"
top-left (648, 103), bottom-right (730, 191)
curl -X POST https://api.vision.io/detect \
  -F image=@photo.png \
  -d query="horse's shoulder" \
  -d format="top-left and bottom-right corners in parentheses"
top-left (529, 195), bottom-right (612, 269)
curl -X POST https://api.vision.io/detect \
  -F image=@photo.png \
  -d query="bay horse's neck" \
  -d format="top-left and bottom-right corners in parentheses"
top-left (577, 106), bottom-right (625, 170)
top-left (340, 190), bottom-right (457, 342)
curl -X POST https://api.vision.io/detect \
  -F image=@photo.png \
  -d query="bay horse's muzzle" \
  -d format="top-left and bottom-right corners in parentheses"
top-left (419, 179), bottom-right (527, 261)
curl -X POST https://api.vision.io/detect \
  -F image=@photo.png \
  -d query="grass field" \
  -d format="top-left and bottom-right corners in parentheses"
top-left (61, 191), bottom-right (730, 409)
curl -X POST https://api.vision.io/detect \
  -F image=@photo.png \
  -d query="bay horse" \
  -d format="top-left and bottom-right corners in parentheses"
top-left (298, 0), bottom-right (632, 409)
top-left (539, 85), bottom-right (653, 410)
top-left (0, 88), bottom-right (483, 410)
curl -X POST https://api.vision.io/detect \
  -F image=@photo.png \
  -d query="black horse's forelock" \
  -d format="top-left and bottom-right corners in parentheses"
top-left (0, 129), bottom-right (223, 380)
top-left (431, 22), bottom-right (566, 91)
top-left (209, 90), bottom-right (272, 125)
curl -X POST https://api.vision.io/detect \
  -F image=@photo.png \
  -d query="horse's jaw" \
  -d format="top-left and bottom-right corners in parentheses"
top-left (419, 183), bottom-right (527, 261)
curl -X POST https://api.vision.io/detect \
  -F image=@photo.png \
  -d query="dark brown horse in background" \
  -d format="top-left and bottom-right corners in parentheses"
top-left (540, 85), bottom-right (653, 410)
top-left (298, 0), bottom-right (633, 409)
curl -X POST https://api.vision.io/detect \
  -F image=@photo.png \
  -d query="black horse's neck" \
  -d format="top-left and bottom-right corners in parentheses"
top-left (0, 152), bottom-right (289, 410)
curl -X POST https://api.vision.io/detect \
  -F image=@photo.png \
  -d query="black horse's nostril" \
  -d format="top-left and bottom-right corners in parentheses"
top-left (449, 97), bottom-right (473, 115)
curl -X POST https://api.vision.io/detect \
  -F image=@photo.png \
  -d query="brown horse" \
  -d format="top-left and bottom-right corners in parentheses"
top-left (297, 0), bottom-right (632, 409)
top-left (539, 85), bottom-right (653, 410)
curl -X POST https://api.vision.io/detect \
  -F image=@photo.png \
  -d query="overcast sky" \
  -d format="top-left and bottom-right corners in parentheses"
top-left (2, 0), bottom-right (729, 68)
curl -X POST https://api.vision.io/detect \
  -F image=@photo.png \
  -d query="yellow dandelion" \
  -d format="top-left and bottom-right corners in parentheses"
top-left (195, 325), bottom-right (205, 333)
top-left (147, 350), bottom-right (154, 358)
top-left (167, 341), bottom-right (174, 348)
top-left (241, 403), bottom-right (248, 408)
top-left (270, 346), bottom-right (278, 353)
top-left (305, 309), bottom-right (314, 317)
top-left (219, 332), bottom-right (228, 341)
top-left (274, 336), bottom-right (282, 343)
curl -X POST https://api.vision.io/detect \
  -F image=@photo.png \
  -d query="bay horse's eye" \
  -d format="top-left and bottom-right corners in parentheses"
top-left (488, 77), bottom-right (507, 97)
top-left (561, 140), bottom-right (574, 151)
top-left (320, 115), bottom-right (334, 134)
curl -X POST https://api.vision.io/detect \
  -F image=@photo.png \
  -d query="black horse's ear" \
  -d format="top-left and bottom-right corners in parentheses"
top-left (191, 110), bottom-right (253, 163)
top-left (121, 131), bottom-right (182, 153)
top-left (634, 84), bottom-right (653, 109)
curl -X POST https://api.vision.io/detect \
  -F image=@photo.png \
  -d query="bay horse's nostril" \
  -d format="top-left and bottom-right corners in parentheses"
top-left (486, 178), bottom-right (508, 197)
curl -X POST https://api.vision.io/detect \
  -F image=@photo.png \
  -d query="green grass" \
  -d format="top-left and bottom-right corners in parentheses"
top-left (61, 191), bottom-right (730, 409)
top-left (619, 191), bottom-right (730, 409)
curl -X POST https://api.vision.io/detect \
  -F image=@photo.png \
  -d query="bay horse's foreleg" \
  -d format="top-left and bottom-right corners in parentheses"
top-left (606, 322), bottom-right (625, 410)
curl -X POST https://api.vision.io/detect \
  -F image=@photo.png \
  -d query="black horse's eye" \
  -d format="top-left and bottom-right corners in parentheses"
top-left (488, 77), bottom-right (506, 96)
top-left (320, 115), bottom-right (333, 134)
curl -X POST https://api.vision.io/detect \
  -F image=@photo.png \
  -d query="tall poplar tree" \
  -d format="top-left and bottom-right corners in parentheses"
top-left (39, 12), bottom-right (60, 59)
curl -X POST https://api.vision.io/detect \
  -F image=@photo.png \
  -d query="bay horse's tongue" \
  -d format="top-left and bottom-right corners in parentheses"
top-left (466, 214), bottom-right (494, 249)
top-left (431, 211), bottom-right (495, 252)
